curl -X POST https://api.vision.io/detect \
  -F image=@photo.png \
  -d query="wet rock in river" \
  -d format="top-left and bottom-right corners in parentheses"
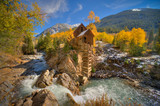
top-left (35, 70), bottom-right (54, 88)
top-left (15, 89), bottom-right (58, 106)
top-left (57, 73), bottom-right (79, 95)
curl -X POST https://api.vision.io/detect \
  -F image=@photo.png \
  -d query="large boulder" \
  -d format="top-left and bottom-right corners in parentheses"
top-left (47, 54), bottom-right (59, 70)
top-left (15, 89), bottom-right (58, 106)
top-left (57, 73), bottom-right (79, 95)
top-left (58, 56), bottom-right (79, 80)
top-left (47, 53), bottom-right (79, 81)
top-left (35, 70), bottom-right (55, 88)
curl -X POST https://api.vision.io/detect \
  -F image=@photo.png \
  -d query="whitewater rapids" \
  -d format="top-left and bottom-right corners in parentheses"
top-left (19, 75), bottom-right (160, 106)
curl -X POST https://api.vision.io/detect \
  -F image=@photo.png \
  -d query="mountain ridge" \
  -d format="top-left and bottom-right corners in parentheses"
top-left (36, 23), bottom-right (80, 37)
top-left (96, 8), bottom-right (160, 33)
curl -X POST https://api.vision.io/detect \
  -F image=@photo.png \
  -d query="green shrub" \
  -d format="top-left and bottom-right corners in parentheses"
top-left (129, 40), bottom-right (145, 56)
top-left (136, 59), bottom-right (141, 65)
top-left (124, 59), bottom-right (129, 65)
top-left (63, 41), bottom-right (72, 53)
top-left (130, 58), bottom-right (135, 65)
top-left (91, 66), bottom-right (96, 73)
top-left (72, 53), bottom-right (78, 65)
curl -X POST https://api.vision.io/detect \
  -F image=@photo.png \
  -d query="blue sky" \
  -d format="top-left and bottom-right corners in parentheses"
top-left (23, 0), bottom-right (160, 35)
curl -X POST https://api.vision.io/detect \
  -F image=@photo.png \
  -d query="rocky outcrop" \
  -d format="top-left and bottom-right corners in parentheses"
top-left (15, 89), bottom-right (58, 106)
top-left (36, 23), bottom-right (80, 37)
top-left (58, 56), bottom-right (79, 80)
top-left (46, 53), bottom-right (59, 70)
top-left (35, 70), bottom-right (55, 88)
top-left (47, 51), bottom-right (80, 81)
top-left (0, 81), bottom-right (14, 105)
top-left (150, 66), bottom-right (160, 80)
top-left (57, 73), bottom-right (79, 95)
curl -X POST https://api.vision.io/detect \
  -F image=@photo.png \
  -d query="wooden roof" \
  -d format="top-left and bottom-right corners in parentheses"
top-left (77, 29), bottom-right (94, 38)
top-left (73, 23), bottom-right (87, 37)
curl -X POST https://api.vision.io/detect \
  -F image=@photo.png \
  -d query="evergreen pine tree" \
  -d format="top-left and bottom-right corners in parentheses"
top-left (124, 26), bottom-right (129, 31)
top-left (112, 36), bottom-right (116, 45)
top-left (156, 27), bottom-right (160, 54)
top-left (22, 35), bottom-right (35, 54)
top-left (43, 31), bottom-right (53, 53)
top-left (148, 29), bottom-right (154, 45)
top-left (37, 34), bottom-right (45, 51)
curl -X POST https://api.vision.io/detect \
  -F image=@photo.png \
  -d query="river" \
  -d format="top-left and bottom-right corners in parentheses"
top-left (18, 52), bottom-right (160, 106)
top-left (19, 75), bottom-right (160, 105)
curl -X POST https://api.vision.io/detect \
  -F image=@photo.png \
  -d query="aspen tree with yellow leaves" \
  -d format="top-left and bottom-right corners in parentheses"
top-left (0, 0), bottom-right (45, 55)
top-left (96, 32), bottom-right (114, 44)
top-left (86, 11), bottom-right (101, 53)
top-left (115, 28), bottom-right (147, 56)
top-left (86, 11), bottom-right (100, 36)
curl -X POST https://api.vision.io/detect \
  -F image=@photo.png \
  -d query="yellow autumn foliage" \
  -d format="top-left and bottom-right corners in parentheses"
top-left (96, 32), bottom-right (114, 44)
top-left (115, 28), bottom-right (147, 56)
top-left (87, 11), bottom-right (95, 22)
top-left (50, 28), bottom-right (74, 41)
top-left (116, 28), bottom-right (146, 47)
top-left (131, 28), bottom-right (146, 47)
top-left (87, 23), bottom-right (98, 36)
top-left (95, 16), bottom-right (100, 23)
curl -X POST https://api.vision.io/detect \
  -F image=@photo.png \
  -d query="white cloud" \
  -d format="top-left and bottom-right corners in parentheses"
top-left (42, 0), bottom-right (68, 14)
top-left (104, 0), bottom-right (142, 9)
top-left (72, 4), bottom-right (83, 14)
top-left (25, 0), bottom-right (68, 17)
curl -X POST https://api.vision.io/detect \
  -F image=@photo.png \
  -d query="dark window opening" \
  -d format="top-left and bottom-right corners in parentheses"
top-left (81, 27), bottom-right (83, 32)
top-left (84, 37), bottom-right (86, 43)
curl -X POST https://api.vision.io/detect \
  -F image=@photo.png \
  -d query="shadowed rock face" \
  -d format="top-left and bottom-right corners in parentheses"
top-left (35, 70), bottom-right (55, 88)
top-left (57, 56), bottom-right (78, 80)
top-left (16, 89), bottom-right (58, 106)
top-left (47, 51), bottom-right (79, 81)
top-left (57, 73), bottom-right (79, 95)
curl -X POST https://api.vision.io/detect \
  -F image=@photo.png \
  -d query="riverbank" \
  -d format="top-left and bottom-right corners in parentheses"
top-left (0, 52), bottom-right (48, 105)
top-left (0, 41), bottom-right (160, 106)
top-left (94, 41), bottom-right (160, 89)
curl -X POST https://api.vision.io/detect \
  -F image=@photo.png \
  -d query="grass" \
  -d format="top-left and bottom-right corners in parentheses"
top-left (82, 95), bottom-right (141, 106)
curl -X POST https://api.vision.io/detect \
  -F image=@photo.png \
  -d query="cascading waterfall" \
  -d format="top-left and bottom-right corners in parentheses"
top-left (19, 75), bottom-right (160, 106)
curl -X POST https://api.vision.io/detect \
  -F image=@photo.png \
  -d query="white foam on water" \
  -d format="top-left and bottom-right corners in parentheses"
top-left (72, 78), bottom-right (160, 106)
top-left (20, 76), bottom-right (160, 106)
top-left (19, 75), bottom-right (73, 105)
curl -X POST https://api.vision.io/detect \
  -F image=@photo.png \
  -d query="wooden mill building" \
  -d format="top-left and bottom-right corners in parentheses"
top-left (71, 23), bottom-right (95, 78)
top-left (73, 23), bottom-right (94, 45)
